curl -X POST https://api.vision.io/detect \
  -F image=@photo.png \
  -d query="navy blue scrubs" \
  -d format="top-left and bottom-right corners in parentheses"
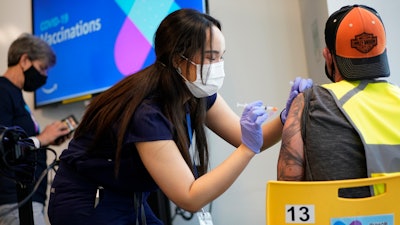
top-left (48, 94), bottom-right (216, 225)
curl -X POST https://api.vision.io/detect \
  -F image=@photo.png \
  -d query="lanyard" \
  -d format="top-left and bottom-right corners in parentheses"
top-left (186, 111), bottom-right (193, 146)
top-left (185, 104), bottom-right (199, 178)
top-left (185, 104), bottom-right (214, 225)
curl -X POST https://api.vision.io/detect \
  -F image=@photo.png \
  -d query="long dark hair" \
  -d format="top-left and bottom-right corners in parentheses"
top-left (74, 9), bottom-right (222, 177)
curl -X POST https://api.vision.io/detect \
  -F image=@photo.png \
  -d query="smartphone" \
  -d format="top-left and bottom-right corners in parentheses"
top-left (55, 115), bottom-right (79, 144)
top-left (61, 115), bottom-right (79, 133)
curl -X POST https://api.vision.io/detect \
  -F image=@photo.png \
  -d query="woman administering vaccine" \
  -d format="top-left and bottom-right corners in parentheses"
top-left (47, 9), bottom-right (311, 225)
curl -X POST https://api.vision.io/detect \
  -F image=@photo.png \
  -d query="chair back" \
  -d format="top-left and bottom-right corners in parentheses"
top-left (266, 174), bottom-right (400, 225)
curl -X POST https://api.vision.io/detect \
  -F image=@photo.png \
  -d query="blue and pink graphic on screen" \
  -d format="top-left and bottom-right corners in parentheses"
top-left (32, 0), bottom-right (206, 107)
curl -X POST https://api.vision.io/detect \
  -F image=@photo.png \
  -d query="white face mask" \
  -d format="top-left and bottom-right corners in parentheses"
top-left (177, 58), bottom-right (225, 98)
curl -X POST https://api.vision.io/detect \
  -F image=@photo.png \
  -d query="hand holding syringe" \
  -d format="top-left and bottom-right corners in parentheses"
top-left (236, 102), bottom-right (278, 117)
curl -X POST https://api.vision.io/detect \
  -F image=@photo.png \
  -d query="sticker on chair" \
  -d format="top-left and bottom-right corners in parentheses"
top-left (330, 214), bottom-right (393, 225)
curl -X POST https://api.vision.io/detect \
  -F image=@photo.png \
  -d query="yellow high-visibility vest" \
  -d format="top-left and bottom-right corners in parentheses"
top-left (322, 80), bottom-right (400, 195)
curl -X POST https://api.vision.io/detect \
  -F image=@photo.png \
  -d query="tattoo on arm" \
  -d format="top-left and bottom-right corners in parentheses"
top-left (277, 94), bottom-right (305, 180)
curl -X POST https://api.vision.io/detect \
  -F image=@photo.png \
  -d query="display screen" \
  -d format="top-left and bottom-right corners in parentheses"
top-left (32, 0), bottom-right (207, 108)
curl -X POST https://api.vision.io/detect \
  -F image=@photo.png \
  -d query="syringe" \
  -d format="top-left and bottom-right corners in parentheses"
top-left (236, 102), bottom-right (278, 116)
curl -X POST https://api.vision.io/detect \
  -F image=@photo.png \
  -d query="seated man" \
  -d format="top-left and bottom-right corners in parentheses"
top-left (277, 4), bottom-right (400, 197)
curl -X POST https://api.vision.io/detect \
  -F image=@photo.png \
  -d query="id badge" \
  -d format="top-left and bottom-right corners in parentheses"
top-left (197, 211), bottom-right (213, 225)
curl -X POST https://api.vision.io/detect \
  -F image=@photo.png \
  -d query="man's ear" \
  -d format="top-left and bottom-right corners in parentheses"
top-left (322, 47), bottom-right (331, 62)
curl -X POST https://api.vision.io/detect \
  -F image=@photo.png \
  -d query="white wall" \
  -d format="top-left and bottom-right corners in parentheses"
top-left (299, 0), bottom-right (329, 85)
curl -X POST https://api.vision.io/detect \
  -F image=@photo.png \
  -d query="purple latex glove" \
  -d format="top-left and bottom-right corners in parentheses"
top-left (280, 77), bottom-right (313, 124)
top-left (240, 101), bottom-right (269, 154)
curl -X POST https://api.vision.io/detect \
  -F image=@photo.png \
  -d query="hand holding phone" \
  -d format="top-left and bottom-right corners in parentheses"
top-left (62, 115), bottom-right (78, 133)
top-left (54, 115), bottom-right (79, 145)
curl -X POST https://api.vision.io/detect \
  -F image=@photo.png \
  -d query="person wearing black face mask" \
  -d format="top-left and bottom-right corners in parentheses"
top-left (277, 5), bottom-right (400, 198)
top-left (0, 33), bottom-right (71, 225)
top-left (22, 65), bottom-right (48, 92)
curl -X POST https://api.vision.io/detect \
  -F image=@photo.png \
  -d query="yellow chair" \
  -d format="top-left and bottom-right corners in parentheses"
top-left (266, 174), bottom-right (400, 225)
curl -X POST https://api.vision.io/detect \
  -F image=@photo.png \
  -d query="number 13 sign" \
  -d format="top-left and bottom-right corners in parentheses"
top-left (285, 205), bottom-right (315, 223)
